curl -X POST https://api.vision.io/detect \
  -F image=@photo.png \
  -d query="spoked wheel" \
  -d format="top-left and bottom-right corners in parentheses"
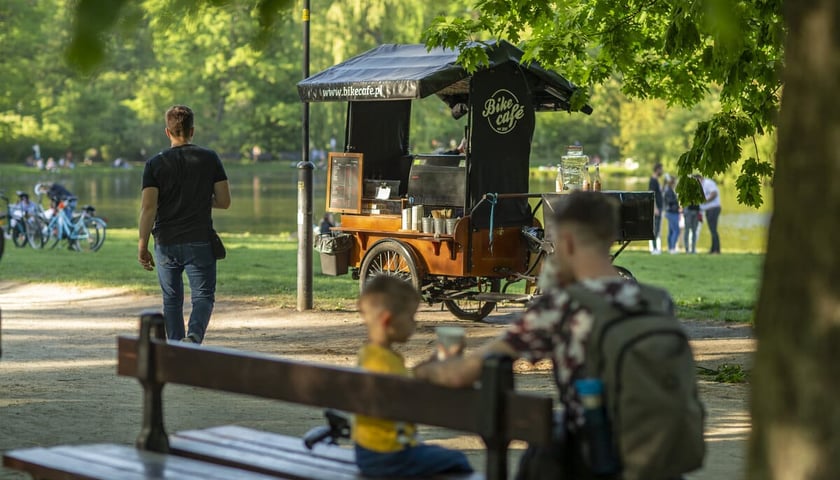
top-left (615, 265), bottom-right (636, 282)
top-left (359, 240), bottom-right (422, 291)
top-left (72, 217), bottom-right (107, 252)
top-left (26, 216), bottom-right (48, 249)
top-left (47, 223), bottom-right (63, 249)
top-left (10, 220), bottom-right (27, 247)
top-left (444, 278), bottom-right (501, 322)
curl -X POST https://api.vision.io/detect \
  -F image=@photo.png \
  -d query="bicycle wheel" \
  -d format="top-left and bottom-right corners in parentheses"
top-left (73, 216), bottom-right (107, 252)
top-left (26, 216), bottom-right (49, 249)
top-left (46, 218), bottom-right (63, 249)
top-left (11, 220), bottom-right (27, 247)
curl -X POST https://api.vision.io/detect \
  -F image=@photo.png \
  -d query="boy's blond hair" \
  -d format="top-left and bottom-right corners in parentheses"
top-left (360, 276), bottom-right (420, 318)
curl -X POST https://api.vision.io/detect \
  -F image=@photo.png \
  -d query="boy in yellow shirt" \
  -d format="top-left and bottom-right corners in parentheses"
top-left (354, 276), bottom-right (473, 477)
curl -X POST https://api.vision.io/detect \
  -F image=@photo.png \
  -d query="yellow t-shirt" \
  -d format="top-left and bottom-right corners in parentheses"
top-left (352, 344), bottom-right (418, 452)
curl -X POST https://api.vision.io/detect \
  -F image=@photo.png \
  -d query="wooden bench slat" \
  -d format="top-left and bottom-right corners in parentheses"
top-left (188, 425), bottom-right (356, 463)
top-left (56, 444), bottom-right (282, 480)
top-left (171, 437), bottom-right (360, 480)
top-left (117, 336), bottom-right (553, 445)
top-left (3, 447), bottom-right (143, 480)
top-left (171, 428), bottom-right (486, 480)
top-left (3, 444), bottom-right (279, 480)
top-left (174, 426), bottom-right (357, 467)
top-left (118, 337), bottom-right (480, 432)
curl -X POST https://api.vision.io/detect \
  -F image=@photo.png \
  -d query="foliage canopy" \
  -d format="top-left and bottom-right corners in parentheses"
top-left (2, 0), bottom-right (780, 205)
top-left (423, 0), bottom-right (784, 205)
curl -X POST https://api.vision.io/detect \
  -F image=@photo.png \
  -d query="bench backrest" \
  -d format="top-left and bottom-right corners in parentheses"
top-left (117, 312), bottom-right (554, 480)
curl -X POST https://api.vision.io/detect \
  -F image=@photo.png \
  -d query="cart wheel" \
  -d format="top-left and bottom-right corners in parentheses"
top-left (444, 278), bottom-right (501, 322)
top-left (615, 265), bottom-right (636, 282)
top-left (359, 240), bottom-right (422, 291)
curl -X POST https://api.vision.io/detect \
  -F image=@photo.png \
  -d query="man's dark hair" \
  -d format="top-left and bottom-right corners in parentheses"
top-left (165, 105), bottom-right (194, 138)
top-left (653, 162), bottom-right (663, 173)
top-left (548, 191), bottom-right (620, 250)
top-left (360, 276), bottom-right (420, 318)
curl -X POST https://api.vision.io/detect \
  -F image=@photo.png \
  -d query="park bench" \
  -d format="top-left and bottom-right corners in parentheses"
top-left (3, 311), bottom-right (554, 480)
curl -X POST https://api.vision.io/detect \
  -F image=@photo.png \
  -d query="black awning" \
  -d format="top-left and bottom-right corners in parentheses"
top-left (298, 41), bottom-right (592, 114)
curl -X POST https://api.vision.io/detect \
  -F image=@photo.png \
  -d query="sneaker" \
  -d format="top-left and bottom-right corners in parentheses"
top-left (181, 335), bottom-right (199, 344)
top-left (650, 249), bottom-right (662, 255)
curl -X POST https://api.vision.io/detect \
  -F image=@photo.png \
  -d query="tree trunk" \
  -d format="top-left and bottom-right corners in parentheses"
top-left (749, 2), bottom-right (840, 479)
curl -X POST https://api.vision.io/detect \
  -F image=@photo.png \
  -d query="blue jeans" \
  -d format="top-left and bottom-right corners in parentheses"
top-left (355, 444), bottom-right (473, 477)
top-left (683, 208), bottom-right (700, 253)
top-left (665, 211), bottom-right (681, 251)
top-left (705, 207), bottom-right (721, 253)
top-left (155, 242), bottom-right (216, 343)
top-left (649, 213), bottom-right (662, 252)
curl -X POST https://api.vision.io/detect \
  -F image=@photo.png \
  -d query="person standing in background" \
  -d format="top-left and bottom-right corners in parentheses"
top-left (648, 163), bottom-right (664, 254)
top-left (695, 174), bottom-right (721, 254)
top-left (663, 174), bottom-right (681, 254)
top-left (138, 105), bottom-right (231, 344)
top-left (682, 199), bottom-right (701, 254)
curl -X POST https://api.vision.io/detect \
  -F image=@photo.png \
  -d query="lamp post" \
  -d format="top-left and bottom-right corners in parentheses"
top-left (297, 0), bottom-right (313, 311)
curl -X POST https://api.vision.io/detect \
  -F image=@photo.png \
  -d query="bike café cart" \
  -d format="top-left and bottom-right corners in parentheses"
top-left (299, 41), bottom-right (654, 321)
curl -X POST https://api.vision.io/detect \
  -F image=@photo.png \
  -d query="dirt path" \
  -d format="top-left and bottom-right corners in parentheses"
top-left (0, 282), bottom-right (753, 479)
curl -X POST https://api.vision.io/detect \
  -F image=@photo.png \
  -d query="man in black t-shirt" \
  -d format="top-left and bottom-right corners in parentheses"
top-left (138, 105), bottom-right (231, 344)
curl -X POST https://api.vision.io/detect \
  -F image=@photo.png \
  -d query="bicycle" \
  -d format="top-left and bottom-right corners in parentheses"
top-left (27, 183), bottom-right (107, 252)
top-left (41, 200), bottom-right (107, 252)
top-left (25, 184), bottom-right (56, 250)
top-left (0, 191), bottom-right (29, 249)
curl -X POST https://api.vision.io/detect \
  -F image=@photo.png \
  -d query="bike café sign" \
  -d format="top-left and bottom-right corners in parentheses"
top-left (481, 89), bottom-right (525, 135)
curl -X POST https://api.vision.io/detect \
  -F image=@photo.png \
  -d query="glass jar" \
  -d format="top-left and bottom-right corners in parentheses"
top-left (559, 146), bottom-right (590, 190)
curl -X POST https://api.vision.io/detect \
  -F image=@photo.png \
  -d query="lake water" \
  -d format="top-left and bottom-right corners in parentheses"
top-left (0, 165), bottom-right (771, 252)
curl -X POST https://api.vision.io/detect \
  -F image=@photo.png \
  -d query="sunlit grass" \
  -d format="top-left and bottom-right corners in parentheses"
top-left (615, 249), bottom-right (762, 322)
top-left (0, 229), bottom-right (761, 320)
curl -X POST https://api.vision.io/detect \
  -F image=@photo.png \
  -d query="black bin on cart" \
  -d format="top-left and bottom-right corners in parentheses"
top-left (314, 234), bottom-right (353, 276)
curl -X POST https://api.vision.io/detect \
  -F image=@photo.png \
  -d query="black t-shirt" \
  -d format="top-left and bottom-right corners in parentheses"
top-left (648, 175), bottom-right (663, 210)
top-left (142, 144), bottom-right (227, 245)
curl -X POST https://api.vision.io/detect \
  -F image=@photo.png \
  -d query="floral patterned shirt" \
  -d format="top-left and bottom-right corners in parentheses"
top-left (502, 277), bottom-right (645, 430)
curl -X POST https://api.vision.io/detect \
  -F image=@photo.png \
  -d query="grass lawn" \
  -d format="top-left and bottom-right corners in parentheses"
top-left (614, 248), bottom-right (763, 322)
top-left (0, 229), bottom-right (761, 320)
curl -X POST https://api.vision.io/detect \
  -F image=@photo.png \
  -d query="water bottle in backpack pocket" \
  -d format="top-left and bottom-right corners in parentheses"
top-left (574, 378), bottom-right (621, 475)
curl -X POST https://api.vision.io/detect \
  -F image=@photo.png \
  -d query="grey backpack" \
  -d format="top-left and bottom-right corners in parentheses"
top-left (566, 283), bottom-right (706, 480)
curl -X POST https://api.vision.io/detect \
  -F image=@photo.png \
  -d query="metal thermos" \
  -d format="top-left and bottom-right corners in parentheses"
top-left (411, 205), bottom-right (424, 231)
top-left (401, 208), bottom-right (411, 230)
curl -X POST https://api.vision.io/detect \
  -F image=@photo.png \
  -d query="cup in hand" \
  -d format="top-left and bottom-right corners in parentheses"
top-left (435, 326), bottom-right (466, 361)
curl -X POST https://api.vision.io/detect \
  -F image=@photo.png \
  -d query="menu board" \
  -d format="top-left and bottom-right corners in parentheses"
top-left (326, 152), bottom-right (363, 214)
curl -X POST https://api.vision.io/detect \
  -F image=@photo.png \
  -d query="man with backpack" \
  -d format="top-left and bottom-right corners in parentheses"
top-left (415, 191), bottom-right (704, 480)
